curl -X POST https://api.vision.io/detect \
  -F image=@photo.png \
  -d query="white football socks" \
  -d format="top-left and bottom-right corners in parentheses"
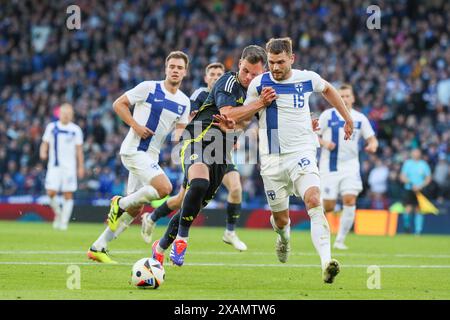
top-left (308, 206), bottom-right (331, 270)
top-left (270, 215), bottom-right (291, 243)
top-left (335, 205), bottom-right (356, 244)
top-left (49, 196), bottom-right (62, 228)
top-left (92, 213), bottom-right (134, 251)
top-left (119, 185), bottom-right (160, 210)
top-left (60, 199), bottom-right (74, 230)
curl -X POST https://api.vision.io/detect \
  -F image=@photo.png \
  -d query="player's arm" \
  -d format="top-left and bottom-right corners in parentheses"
top-left (113, 94), bottom-right (153, 139)
top-left (76, 144), bottom-right (84, 179)
top-left (364, 135), bottom-right (378, 153)
top-left (39, 124), bottom-right (52, 161)
top-left (321, 81), bottom-right (354, 139)
top-left (173, 123), bottom-right (187, 143)
top-left (39, 141), bottom-right (49, 161)
top-left (220, 87), bottom-right (276, 126)
top-left (318, 137), bottom-right (336, 151)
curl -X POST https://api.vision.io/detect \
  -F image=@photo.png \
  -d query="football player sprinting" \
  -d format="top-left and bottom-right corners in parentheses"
top-left (245, 38), bottom-right (354, 283)
top-left (318, 83), bottom-right (378, 250)
top-left (151, 45), bottom-right (277, 266)
top-left (141, 62), bottom-right (247, 251)
top-left (87, 51), bottom-right (191, 263)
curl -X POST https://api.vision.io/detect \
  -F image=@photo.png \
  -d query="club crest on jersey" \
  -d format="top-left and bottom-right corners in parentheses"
top-left (295, 83), bottom-right (303, 93)
top-left (266, 190), bottom-right (276, 201)
top-left (178, 105), bottom-right (184, 114)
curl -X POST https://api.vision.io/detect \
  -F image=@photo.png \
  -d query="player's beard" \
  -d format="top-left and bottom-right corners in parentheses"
top-left (272, 67), bottom-right (290, 81)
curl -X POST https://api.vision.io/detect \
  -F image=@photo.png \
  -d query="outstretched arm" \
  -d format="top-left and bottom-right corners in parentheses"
top-left (364, 135), bottom-right (379, 153)
top-left (321, 81), bottom-right (354, 140)
top-left (220, 87), bottom-right (277, 125)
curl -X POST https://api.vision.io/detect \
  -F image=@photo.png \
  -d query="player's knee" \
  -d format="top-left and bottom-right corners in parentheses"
top-left (228, 184), bottom-right (242, 201)
top-left (156, 183), bottom-right (172, 198)
top-left (273, 214), bottom-right (289, 227)
top-left (323, 202), bottom-right (335, 213)
top-left (127, 205), bottom-right (143, 217)
top-left (305, 192), bottom-right (321, 209)
top-left (342, 196), bottom-right (356, 206)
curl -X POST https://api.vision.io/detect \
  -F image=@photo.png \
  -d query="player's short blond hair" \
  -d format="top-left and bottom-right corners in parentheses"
top-left (165, 51), bottom-right (189, 69)
top-left (205, 62), bottom-right (225, 74)
top-left (339, 83), bottom-right (354, 93)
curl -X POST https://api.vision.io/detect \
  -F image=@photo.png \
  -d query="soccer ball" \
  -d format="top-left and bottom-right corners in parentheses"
top-left (131, 257), bottom-right (165, 289)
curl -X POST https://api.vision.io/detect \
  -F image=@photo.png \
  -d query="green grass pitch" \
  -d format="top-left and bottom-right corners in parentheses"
top-left (0, 220), bottom-right (449, 300)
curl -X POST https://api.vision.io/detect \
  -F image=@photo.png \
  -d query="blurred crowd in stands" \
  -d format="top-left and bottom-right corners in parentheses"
top-left (0, 0), bottom-right (448, 208)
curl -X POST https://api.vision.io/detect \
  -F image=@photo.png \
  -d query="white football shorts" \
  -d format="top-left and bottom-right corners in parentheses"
top-left (260, 148), bottom-right (321, 212)
top-left (45, 166), bottom-right (77, 192)
top-left (320, 170), bottom-right (363, 200)
top-left (121, 151), bottom-right (165, 195)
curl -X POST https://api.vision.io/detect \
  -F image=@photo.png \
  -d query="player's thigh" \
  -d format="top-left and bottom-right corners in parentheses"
top-left (200, 163), bottom-right (228, 208)
top-left (260, 155), bottom-right (290, 212)
top-left (150, 173), bottom-right (173, 197)
top-left (287, 149), bottom-right (321, 201)
top-left (320, 172), bottom-right (340, 201)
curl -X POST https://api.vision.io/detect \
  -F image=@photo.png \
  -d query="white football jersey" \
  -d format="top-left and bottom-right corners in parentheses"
top-left (42, 121), bottom-right (83, 171)
top-left (245, 69), bottom-right (325, 156)
top-left (119, 81), bottom-right (190, 156)
top-left (318, 108), bottom-right (375, 173)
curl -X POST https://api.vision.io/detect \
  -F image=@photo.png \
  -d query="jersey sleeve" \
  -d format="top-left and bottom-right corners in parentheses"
top-left (125, 81), bottom-right (154, 105)
top-left (178, 97), bottom-right (191, 125)
top-left (215, 75), bottom-right (239, 108)
top-left (361, 115), bottom-right (375, 139)
top-left (42, 123), bottom-right (53, 142)
top-left (244, 76), bottom-right (260, 105)
top-left (75, 126), bottom-right (84, 145)
top-left (308, 70), bottom-right (326, 93)
top-left (189, 88), bottom-right (206, 112)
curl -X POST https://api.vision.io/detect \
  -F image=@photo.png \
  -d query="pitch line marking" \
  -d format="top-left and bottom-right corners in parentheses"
top-left (1, 250), bottom-right (450, 259)
top-left (0, 261), bottom-right (449, 269)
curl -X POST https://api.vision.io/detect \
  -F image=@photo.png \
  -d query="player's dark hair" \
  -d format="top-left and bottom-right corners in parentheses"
top-left (266, 37), bottom-right (293, 56)
top-left (165, 51), bottom-right (190, 69)
top-left (205, 62), bottom-right (225, 74)
top-left (240, 45), bottom-right (267, 65)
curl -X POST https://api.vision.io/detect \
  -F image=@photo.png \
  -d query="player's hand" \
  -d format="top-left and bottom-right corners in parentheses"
top-left (325, 141), bottom-right (336, 151)
top-left (133, 125), bottom-right (154, 139)
top-left (312, 119), bottom-right (320, 132)
top-left (212, 114), bottom-right (236, 132)
top-left (77, 166), bottom-right (85, 179)
top-left (343, 120), bottom-right (354, 140)
top-left (365, 143), bottom-right (377, 154)
top-left (188, 110), bottom-right (198, 122)
top-left (260, 87), bottom-right (277, 107)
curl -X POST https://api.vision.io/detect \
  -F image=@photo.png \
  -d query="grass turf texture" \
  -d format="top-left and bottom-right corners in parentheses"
top-left (0, 220), bottom-right (449, 300)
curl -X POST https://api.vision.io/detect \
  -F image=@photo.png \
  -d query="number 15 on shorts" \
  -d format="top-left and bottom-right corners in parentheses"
top-left (298, 157), bottom-right (311, 168)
